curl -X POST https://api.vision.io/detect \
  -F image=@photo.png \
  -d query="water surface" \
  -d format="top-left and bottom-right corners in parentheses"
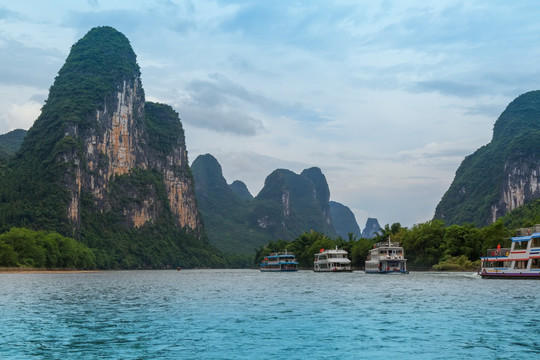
top-left (1, 270), bottom-right (539, 359)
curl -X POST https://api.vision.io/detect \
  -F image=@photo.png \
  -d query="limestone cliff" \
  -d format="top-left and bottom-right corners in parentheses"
top-left (434, 91), bottom-right (540, 226)
top-left (56, 28), bottom-right (202, 233)
top-left (362, 218), bottom-right (381, 239)
top-left (0, 27), bottom-right (211, 268)
top-left (490, 155), bottom-right (540, 222)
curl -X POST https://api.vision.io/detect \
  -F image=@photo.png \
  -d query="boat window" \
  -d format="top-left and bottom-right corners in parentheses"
top-left (513, 241), bottom-right (528, 250)
top-left (531, 258), bottom-right (540, 269)
top-left (484, 261), bottom-right (507, 268)
top-left (532, 238), bottom-right (540, 248)
top-left (513, 260), bottom-right (528, 269)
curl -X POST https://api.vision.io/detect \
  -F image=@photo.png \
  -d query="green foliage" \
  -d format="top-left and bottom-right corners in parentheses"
top-left (432, 255), bottom-right (479, 271)
top-left (255, 218), bottom-right (517, 271)
top-left (144, 102), bottom-right (184, 155)
top-left (0, 27), bottom-right (142, 235)
top-left (255, 231), bottom-right (373, 269)
top-left (0, 27), bottom-right (232, 270)
top-left (191, 154), bottom-right (273, 254)
top-left (0, 129), bottom-right (26, 160)
top-left (435, 91), bottom-right (540, 226)
top-left (193, 157), bottom-right (339, 255)
top-left (78, 168), bottom-right (228, 269)
top-left (0, 227), bottom-right (95, 268)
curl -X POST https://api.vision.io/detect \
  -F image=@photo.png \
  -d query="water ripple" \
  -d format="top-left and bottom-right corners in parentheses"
top-left (1, 270), bottom-right (540, 359)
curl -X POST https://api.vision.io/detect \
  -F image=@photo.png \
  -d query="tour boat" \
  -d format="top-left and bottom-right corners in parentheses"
top-left (365, 238), bottom-right (408, 274)
top-left (479, 226), bottom-right (540, 279)
top-left (260, 250), bottom-right (298, 272)
top-left (313, 246), bottom-right (352, 272)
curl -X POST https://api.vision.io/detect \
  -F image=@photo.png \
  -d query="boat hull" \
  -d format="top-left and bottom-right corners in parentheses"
top-left (480, 271), bottom-right (540, 279)
top-left (365, 270), bottom-right (409, 274)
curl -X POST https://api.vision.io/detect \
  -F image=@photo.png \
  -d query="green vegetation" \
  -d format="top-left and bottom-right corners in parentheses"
top-left (432, 256), bottom-right (479, 271)
top-left (0, 27), bottom-right (229, 269)
top-left (78, 168), bottom-right (228, 269)
top-left (0, 129), bottom-right (26, 162)
top-left (144, 102), bottom-right (184, 155)
top-left (435, 91), bottom-right (540, 226)
top-left (255, 231), bottom-right (374, 269)
top-left (255, 218), bottom-right (516, 270)
top-left (0, 27), bottom-right (142, 236)
top-left (0, 228), bottom-right (95, 268)
top-left (192, 155), bottom-right (338, 255)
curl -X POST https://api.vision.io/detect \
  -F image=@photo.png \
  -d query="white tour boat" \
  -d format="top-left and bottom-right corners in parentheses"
top-left (314, 246), bottom-right (352, 272)
top-left (479, 225), bottom-right (540, 279)
top-left (365, 239), bottom-right (408, 274)
top-left (260, 250), bottom-right (299, 272)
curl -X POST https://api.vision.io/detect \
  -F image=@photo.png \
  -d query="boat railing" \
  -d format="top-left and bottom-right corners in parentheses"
top-left (378, 255), bottom-right (404, 260)
top-left (268, 252), bottom-right (295, 256)
top-left (374, 241), bottom-right (401, 248)
top-left (264, 260), bottom-right (297, 265)
top-left (484, 248), bottom-right (511, 257)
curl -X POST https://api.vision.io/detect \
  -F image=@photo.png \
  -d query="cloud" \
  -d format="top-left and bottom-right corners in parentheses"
top-left (63, 1), bottom-right (196, 37)
top-left (180, 106), bottom-right (263, 136)
top-left (412, 80), bottom-right (483, 98)
top-left (0, 37), bottom-right (63, 88)
top-left (174, 72), bottom-right (334, 135)
top-left (0, 99), bottom-right (41, 132)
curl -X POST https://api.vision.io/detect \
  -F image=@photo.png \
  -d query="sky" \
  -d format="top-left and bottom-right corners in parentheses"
top-left (1, 1), bottom-right (540, 229)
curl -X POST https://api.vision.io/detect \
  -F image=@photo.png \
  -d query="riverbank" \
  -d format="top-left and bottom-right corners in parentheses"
top-left (0, 267), bottom-right (99, 274)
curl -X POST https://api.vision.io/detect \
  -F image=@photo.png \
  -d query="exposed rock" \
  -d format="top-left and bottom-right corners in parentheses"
top-left (0, 26), bottom-right (209, 268)
top-left (362, 218), bottom-right (381, 239)
top-left (435, 90), bottom-right (540, 226)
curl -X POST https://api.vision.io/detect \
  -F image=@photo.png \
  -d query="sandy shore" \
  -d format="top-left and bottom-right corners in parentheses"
top-left (0, 267), bottom-right (99, 274)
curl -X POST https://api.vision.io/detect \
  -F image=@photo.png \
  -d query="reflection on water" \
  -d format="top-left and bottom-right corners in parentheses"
top-left (1, 270), bottom-right (539, 359)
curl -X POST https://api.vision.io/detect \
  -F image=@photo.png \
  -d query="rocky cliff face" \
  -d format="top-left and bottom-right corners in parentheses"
top-left (490, 156), bottom-right (540, 222)
top-left (56, 29), bottom-right (201, 233)
top-left (0, 27), bottom-right (209, 268)
top-left (434, 90), bottom-right (540, 226)
top-left (255, 168), bottom-right (337, 239)
top-left (362, 218), bottom-right (381, 239)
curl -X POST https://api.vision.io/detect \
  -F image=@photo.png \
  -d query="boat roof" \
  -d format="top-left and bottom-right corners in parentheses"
top-left (319, 249), bottom-right (348, 253)
top-left (511, 233), bottom-right (540, 242)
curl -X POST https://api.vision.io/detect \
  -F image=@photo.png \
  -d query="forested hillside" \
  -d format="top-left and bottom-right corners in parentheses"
top-left (435, 91), bottom-right (540, 226)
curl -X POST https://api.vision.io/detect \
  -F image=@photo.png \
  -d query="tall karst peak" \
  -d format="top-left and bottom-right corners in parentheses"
top-left (0, 27), bottom-right (210, 268)
top-left (434, 90), bottom-right (540, 226)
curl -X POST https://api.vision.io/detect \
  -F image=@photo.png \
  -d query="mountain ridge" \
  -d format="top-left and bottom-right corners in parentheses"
top-left (192, 153), bottom-right (367, 253)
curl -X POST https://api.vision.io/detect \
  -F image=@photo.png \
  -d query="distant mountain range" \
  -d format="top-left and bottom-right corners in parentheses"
top-left (192, 154), bottom-right (370, 254)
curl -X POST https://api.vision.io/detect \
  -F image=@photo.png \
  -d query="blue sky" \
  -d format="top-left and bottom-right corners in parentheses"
top-left (1, 0), bottom-right (539, 229)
